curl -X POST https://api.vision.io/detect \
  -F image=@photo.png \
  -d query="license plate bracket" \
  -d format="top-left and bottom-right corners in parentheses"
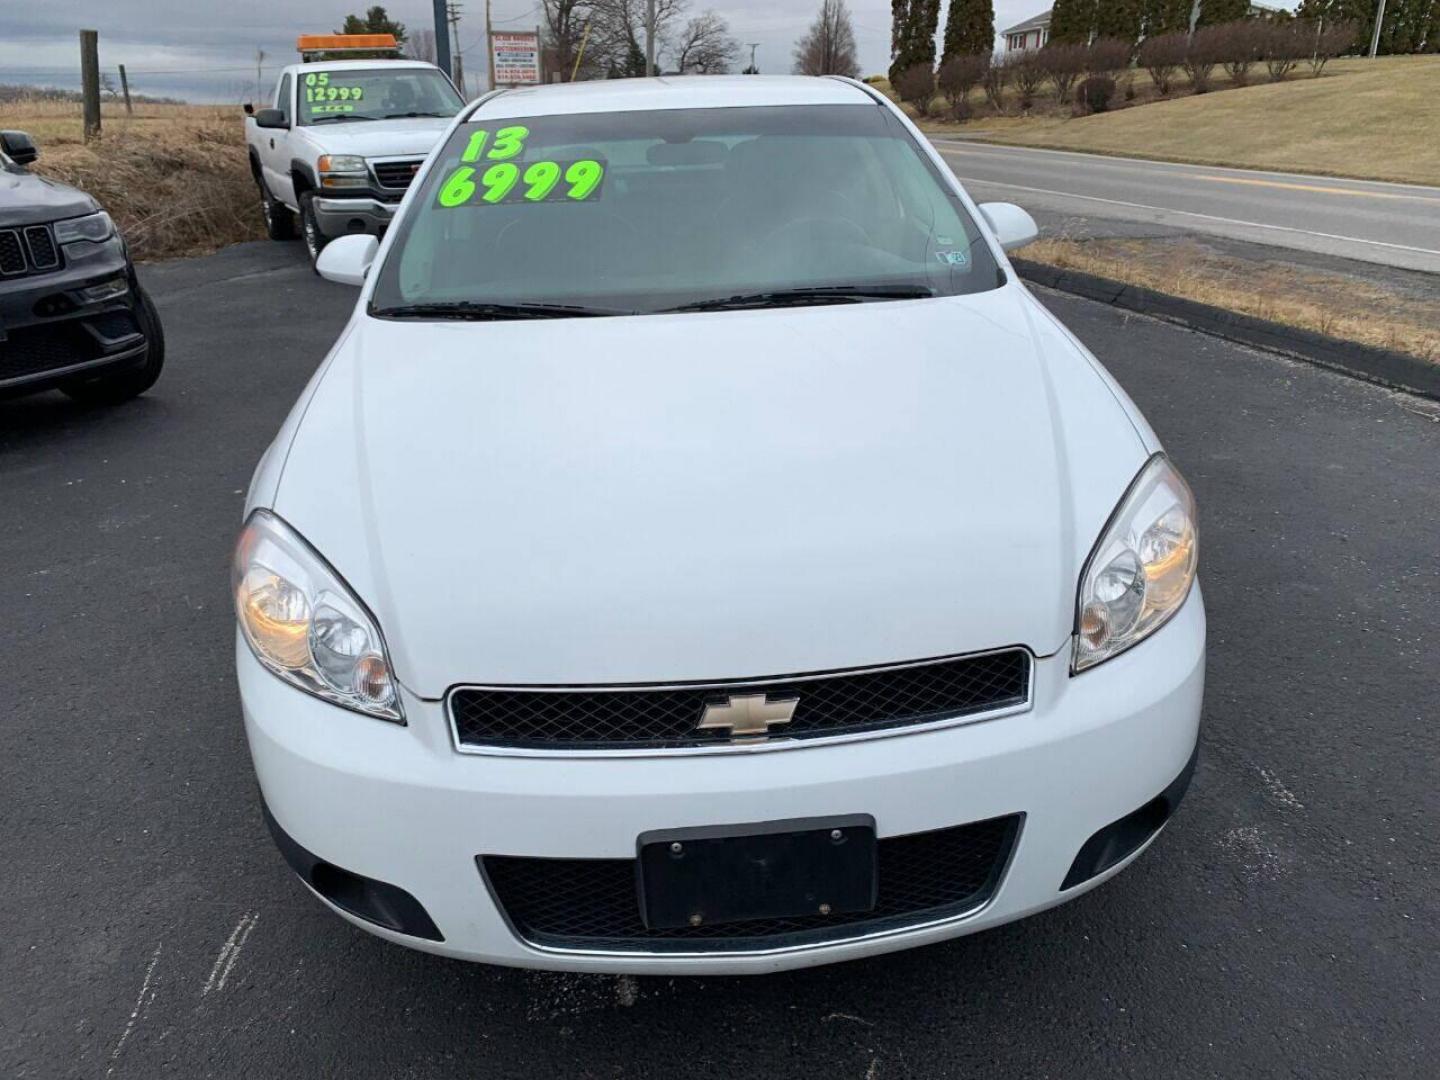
top-left (637, 815), bottom-right (877, 931)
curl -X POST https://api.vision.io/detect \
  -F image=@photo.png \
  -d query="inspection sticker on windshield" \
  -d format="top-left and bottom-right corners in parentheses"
top-left (436, 128), bottom-right (605, 208)
top-left (934, 249), bottom-right (971, 268)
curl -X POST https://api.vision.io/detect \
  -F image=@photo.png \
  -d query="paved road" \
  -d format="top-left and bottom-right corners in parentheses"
top-left (4, 242), bottom-right (1439, 1079)
top-left (932, 139), bottom-right (1440, 274)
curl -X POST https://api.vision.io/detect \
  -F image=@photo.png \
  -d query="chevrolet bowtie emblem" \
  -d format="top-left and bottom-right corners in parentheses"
top-left (698, 693), bottom-right (799, 739)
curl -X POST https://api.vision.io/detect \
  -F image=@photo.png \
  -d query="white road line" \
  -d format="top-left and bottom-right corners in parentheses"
top-left (948, 175), bottom-right (1440, 259)
top-left (216, 912), bottom-right (259, 993)
top-left (933, 139), bottom-right (1440, 195)
top-left (107, 942), bottom-right (162, 1077)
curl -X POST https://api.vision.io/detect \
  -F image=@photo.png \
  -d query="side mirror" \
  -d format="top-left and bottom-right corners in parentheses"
top-left (253, 108), bottom-right (288, 130)
top-left (1, 130), bottom-right (39, 166)
top-left (242, 102), bottom-right (255, 116)
top-left (978, 202), bottom-right (1039, 253)
top-left (316, 234), bottom-right (379, 287)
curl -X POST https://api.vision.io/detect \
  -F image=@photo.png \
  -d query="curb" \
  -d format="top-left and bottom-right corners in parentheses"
top-left (1011, 258), bottom-right (1440, 401)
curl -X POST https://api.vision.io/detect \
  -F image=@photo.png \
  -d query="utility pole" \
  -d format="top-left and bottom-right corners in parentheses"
top-left (746, 42), bottom-right (759, 73)
top-left (118, 64), bottom-right (133, 115)
top-left (432, 0), bottom-right (453, 77)
top-left (645, 0), bottom-right (657, 76)
top-left (1368, 0), bottom-right (1387, 57)
top-left (486, 0), bottom-right (495, 89)
top-left (79, 29), bottom-right (101, 142)
top-left (255, 47), bottom-right (266, 100)
top-left (447, 2), bottom-right (466, 96)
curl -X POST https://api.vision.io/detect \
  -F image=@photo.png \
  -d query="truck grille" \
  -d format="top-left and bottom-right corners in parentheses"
top-left (450, 649), bottom-right (1031, 752)
top-left (371, 159), bottom-right (423, 189)
top-left (480, 814), bottom-right (1021, 953)
top-left (0, 225), bottom-right (62, 277)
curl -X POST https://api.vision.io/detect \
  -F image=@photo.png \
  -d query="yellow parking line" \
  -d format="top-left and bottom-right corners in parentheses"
top-left (1195, 174), bottom-right (1440, 203)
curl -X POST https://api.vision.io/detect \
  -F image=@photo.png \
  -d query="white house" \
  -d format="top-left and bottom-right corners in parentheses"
top-left (1002, 10), bottom-right (1051, 52)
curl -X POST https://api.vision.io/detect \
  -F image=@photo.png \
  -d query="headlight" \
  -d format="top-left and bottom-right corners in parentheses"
top-left (1073, 455), bottom-right (1198, 673)
top-left (54, 210), bottom-right (115, 245)
top-left (318, 154), bottom-right (368, 189)
top-left (233, 510), bottom-right (403, 721)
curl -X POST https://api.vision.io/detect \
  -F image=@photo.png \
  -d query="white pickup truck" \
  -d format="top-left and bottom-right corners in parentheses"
top-left (245, 59), bottom-right (464, 268)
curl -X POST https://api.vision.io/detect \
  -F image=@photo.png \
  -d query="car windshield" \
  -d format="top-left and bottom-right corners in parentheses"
top-left (369, 104), bottom-right (1003, 318)
top-left (298, 67), bottom-right (462, 124)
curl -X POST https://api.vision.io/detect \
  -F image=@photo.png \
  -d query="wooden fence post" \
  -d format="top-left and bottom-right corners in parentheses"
top-left (119, 64), bottom-right (133, 115)
top-left (80, 29), bottom-right (101, 141)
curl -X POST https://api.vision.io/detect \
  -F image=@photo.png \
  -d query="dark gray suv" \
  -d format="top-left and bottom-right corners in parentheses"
top-left (1, 130), bottom-right (164, 404)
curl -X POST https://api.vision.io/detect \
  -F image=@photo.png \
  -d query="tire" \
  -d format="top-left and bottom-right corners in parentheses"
top-left (257, 173), bottom-right (295, 241)
top-left (61, 288), bottom-right (166, 406)
top-left (298, 192), bottom-right (327, 272)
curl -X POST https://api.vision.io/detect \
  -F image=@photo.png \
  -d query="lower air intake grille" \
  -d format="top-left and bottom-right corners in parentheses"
top-left (480, 814), bottom-right (1021, 953)
top-left (451, 649), bottom-right (1031, 752)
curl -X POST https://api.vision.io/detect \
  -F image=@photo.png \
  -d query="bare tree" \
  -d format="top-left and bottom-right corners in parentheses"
top-left (936, 52), bottom-right (987, 118)
top-left (1011, 48), bottom-right (1046, 110)
top-left (893, 63), bottom-right (936, 116)
top-left (1261, 20), bottom-right (1307, 81)
top-left (405, 27), bottom-right (437, 63)
top-left (793, 0), bottom-right (861, 77)
top-left (588, 0), bottom-right (685, 75)
top-left (673, 11), bottom-right (739, 73)
top-left (1182, 24), bottom-right (1226, 93)
top-left (1138, 32), bottom-right (1187, 95)
top-left (1037, 42), bottom-right (1086, 103)
top-left (982, 50), bottom-right (1010, 111)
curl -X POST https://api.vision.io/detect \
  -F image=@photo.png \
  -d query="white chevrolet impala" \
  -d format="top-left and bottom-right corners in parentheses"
top-left (234, 76), bottom-right (1203, 973)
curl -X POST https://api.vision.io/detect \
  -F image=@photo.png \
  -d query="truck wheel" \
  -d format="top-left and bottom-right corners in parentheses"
top-left (258, 176), bottom-right (295, 241)
top-left (61, 288), bottom-right (166, 406)
top-left (299, 193), bottom-right (327, 272)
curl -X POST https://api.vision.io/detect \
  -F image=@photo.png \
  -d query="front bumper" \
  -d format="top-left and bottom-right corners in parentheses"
top-left (241, 589), bottom-right (1205, 974)
top-left (0, 236), bottom-right (148, 394)
top-left (311, 196), bottom-right (398, 240)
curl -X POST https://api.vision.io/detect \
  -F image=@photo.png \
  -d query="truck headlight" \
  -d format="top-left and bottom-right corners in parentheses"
top-left (318, 155), bottom-right (368, 189)
top-left (233, 510), bottom-right (403, 721)
top-left (1073, 455), bottom-right (1198, 673)
top-left (54, 210), bottom-right (115, 245)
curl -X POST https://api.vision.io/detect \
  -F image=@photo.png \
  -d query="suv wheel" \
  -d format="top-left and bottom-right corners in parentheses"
top-left (299, 193), bottom-right (327, 271)
top-left (61, 287), bottom-right (166, 406)
top-left (257, 175), bottom-right (295, 240)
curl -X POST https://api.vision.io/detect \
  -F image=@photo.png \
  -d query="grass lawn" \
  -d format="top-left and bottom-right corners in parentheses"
top-left (946, 56), bottom-right (1440, 187)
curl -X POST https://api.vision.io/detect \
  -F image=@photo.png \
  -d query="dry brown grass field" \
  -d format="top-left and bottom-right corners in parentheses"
top-left (3, 98), bottom-right (263, 261)
top-left (909, 56), bottom-right (1440, 187)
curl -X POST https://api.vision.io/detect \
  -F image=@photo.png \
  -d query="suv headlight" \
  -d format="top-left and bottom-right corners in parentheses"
top-left (318, 154), bottom-right (368, 189)
top-left (233, 510), bottom-right (403, 721)
top-left (1073, 455), bottom-right (1198, 673)
top-left (54, 210), bottom-right (115, 245)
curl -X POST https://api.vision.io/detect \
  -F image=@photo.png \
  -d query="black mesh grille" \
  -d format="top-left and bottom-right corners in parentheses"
top-left (451, 650), bottom-right (1030, 750)
top-left (0, 229), bottom-right (27, 275)
top-left (481, 815), bottom-right (1021, 952)
top-left (0, 325), bottom-right (93, 381)
top-left (24, 225), bottom-right (60, 270)
top-left (372, 159), bottom-right (422, 188)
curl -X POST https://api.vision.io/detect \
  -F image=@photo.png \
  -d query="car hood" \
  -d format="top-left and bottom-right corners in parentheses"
top-left (299, 117), bottom-right (453, 159)
top-left (0, 164), bottom-right (98, 226)
top-left (272, 286), bottom-right (1150, 695)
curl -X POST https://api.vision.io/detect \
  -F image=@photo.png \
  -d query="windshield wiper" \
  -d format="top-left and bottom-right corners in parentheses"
top-left (383, 111), bottom-right (453, 118)
top-left (659, 284), bottom-right (935, 314)
top-left (309, 114), bottom-right (377, 124)
top-left (371, 301), bottom-right (628, 321)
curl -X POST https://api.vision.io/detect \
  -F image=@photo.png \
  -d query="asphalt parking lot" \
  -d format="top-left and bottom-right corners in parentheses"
top-left (4, 241), bottom-right (1438, 1079)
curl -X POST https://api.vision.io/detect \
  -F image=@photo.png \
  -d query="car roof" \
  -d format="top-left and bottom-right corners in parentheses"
top-left (470, 75), bottom-right (879, 119)
top-left (281, 59), bottom-right (440, 75)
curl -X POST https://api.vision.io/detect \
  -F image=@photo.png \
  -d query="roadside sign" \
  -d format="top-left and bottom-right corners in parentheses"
top-left (490, 31), bottom-right (541, 86)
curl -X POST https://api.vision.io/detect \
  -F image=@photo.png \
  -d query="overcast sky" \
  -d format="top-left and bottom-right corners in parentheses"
top-left (0, 0), bottom-right (1080, 103)
top-left (0, 0), bottom-right (1300, 103)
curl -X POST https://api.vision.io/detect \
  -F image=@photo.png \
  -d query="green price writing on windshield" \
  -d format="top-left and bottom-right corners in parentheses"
top-left (436, 158), bottom-right (606, 208)
top-left (303, 73), bottom-right (364, 104)
top-left (459, 126), bottom-right (530, 163)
